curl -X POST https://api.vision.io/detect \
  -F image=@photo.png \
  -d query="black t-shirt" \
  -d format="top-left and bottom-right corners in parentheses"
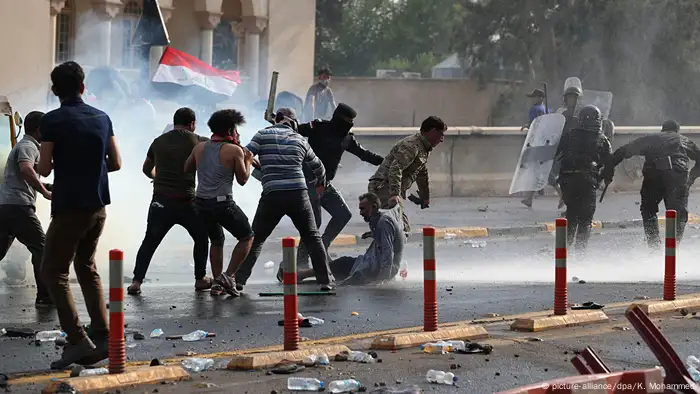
top-left (147, 129), bottom-right (207, 199)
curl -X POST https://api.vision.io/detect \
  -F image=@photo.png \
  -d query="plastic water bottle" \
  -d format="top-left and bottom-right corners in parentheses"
top-left (399, 260), bottom-right (408, 280)
top-left (78, 367), bottom-right (108, 377)
top-left (35, 330), bottom-right (66, 342)
top-left (303, 353), bottom-right (329, 366)
top-left (287, 377), bottom-right (324, 391)
top-left (305, 316), bottom-right (325, 326)
top-left (349, 350), bottom-right (376, 363)
top-left (426, 369), bottom-right (456, 385)
top-left (0, 328), bottom-right (6, 336)
top-left (150, 328), bottom-right (164, 338)
top-left (328, 379), bottom-right (361, 393)
top-left (182, 330), bottom-right (209, 341)
top-left (181, 358), bottom-right (215, 372)
top-left (687, 356), bottom-right (700, 382)
top-left (422, 342), bottom-right (451, 354)
top-left (445, 340), bottom-right (466, 352)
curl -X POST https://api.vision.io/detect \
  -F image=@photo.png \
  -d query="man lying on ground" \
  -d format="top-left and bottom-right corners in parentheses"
top-left (288, 192), bottom-right (404, 286)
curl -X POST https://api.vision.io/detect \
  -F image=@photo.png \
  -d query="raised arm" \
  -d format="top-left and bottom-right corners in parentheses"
top-left (345, 133), bottom-right (384, 165)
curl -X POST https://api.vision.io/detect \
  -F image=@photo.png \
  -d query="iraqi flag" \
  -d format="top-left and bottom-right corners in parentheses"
top-left (151, 47), bottom-right (241, 102)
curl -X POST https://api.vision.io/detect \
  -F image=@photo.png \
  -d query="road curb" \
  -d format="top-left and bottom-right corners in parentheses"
top-left (226, 345), bottom-right (351, 370)
top-left (370, 325), bottom-right (488, 350)
top-left (627, 297), bottom-right (700, 315)
top-left (299, 214), bottom-right (700, 247)
top-left (40, 366), bottom-right (189, 394)
top-left (510, 310), bottom-right (610, 332)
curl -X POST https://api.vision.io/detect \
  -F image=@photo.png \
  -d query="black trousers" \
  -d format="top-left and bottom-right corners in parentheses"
top-left (0, 205), bottom-right (49, 298)
top-left (640, 170), bottom-right (689, 248)
top-left (559, 173), bottom-right (598, 250)
top-left (235, 190), bottom-right (334, 285)
top-left (132, 194), bottom-right (209, 282)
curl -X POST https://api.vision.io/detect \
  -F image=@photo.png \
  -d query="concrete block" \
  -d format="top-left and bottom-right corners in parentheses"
top-left (41, 366), bottom-right (190, 394)
top-left (227, 345), bottom-right (351, 370)
top-left (486, 225), bottom-right (547, 237)
top-left (370, 325), bottom-right (488, 350)
top-left (331, 234), bottom-right (358, 246)
top-left (628, 297), bottom-right (700, 315)
top-left (510, 311), bottom-right (609, 332)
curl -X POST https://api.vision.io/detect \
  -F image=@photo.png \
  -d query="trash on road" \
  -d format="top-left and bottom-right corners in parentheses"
top-left (3, 327), bottom-right (34, 339)
top-left (78, 367), bottom-right (108, 377)
top-left (329, 379), bottom-right (361, 393)
top-left (133, 332), bottom-right (145, 340)
top-left (264, 261), bottom-right (275, 269)
top-left (634, 295), bottom-right (650, 300)
top-left (680, 308), bottom-right (689, 316)
top-left (351, 311), bottom-right (359, 316)
top-left (612, 326), bottom-right (630, 331)
top-left (170, 330), bottom-right (215, 341)
top-left (426, 369), bottom-right (456, 385)
top-left (270, 363), bottom-right (305, 374)
top-left (456, 342), bottom-right (493, 355)
top-left (150, 328), bottom-right (164, 338)
top-left (399, 260), bottom-right (408, 280)
top-left (465, 240), bottom-right (486, 248)
top-left (482, 313), bottom-right (499, 318)
top-left (181, 358), bottom-right (214, 372)
top-left (54, 382), bottom-right (77, 393)
top-left (0, 328), bottom-right (5, 336)
top-left (35, 330), bottom-right (66, 342)
top-left (572, 276), bottom-right (579, 282)
top-left (196, 382), bottom-right (219, 388)
top-left (335, 350), bottom-right (376, 363)
top-left (176, 351), bottom-right (198, 357)
top-left (525, 337), bottom-right (543, 342)
top-left (686, 355), bottom-right (700, 382)
top-left (421, 340), bottom-right (464, 354)
top-left (287, 377), bottom-right (324, 391)
top-left (444, 233), bottom-right (456, 240)
top-left (477, 205), bottom-right (488, 212)
top-left (303, 353), bottom-right (330, 366)
top-left (570, 302), bottom-right (604, 310)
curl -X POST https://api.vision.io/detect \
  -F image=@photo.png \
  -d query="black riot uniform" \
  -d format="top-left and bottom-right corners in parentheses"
top-left (289, 103), bottom-right (384, 269)
top-left (602, 120), bottom-right (700, 247)
top-left (556, 105), bottom-right (612, 250)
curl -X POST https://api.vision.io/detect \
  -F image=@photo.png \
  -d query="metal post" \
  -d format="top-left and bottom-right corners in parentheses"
top-left (664, 210), bottom-right (677, 301)
top-left (554, 218), bottom-right (568, 316)
top-left (108, 249), bottom-right (125, 374)
top-left (282, 237), bottom-right (299, 351)
top-left (423, 227), bottom-right (438, 332)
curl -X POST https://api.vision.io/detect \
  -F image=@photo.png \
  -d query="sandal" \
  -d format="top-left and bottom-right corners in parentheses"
top-left (210, 284), bottom-right (226, 296)
top-left (194, 277), bottom-right (213, 291)
top-left (212, 274), bottom-right (240, 297)
top-left (127, 283), bottom-right (141, 295)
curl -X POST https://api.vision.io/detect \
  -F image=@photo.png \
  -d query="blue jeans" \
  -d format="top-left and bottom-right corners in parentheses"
top-left (296, 182), bottom-right (352, 268)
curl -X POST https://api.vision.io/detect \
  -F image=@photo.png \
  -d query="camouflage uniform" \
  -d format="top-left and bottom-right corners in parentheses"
top-left (368, 133), bottom-right (432, 233)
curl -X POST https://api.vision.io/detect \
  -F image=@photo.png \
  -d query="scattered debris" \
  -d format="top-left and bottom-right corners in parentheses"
top-left (426, 369), bottom-right (456, 385)
top-left (680, 308), bottom-right (689, 316)
top-left (133, 332), bottom-right (145, 340)
top-left (196, 382), bottom-right (219, 389)
top-left (525, 337), bottom-right (543, 342)
top-left (571, 276), bottom-right (579, 282)
top-left (612, 326), bottom-right (630, 331)
top-left (482, 313), bottom-right (499, 318)
top-left (270, 363), bottom-right (305, 374)
top-left (150, 359), bottom-right (163, 366)
top-left (176, 351), bottom-right (198, 357)
top-left (263, 261), bottom-right (275, 269)
top-left (465, 240), bottom-right (486, 248)
top-left (570, 302), bottom-right (604, 310)
top-left (578, 280), bottom-right (587, 284)
top-left (634, 295), bottom-right (650, 300)
top-left (150, 328), bottom-right (164, 338)
top-left (477, 205), bottom-right (488, 212)
top-left (351, 311), bottom-right (359, 316)
top-left (444, 233), bottom-right (457, 240)
top-left (181, 358), bottom-right (214, 372)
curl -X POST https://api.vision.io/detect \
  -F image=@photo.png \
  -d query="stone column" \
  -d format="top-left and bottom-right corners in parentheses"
top-left (231, 20), bottom-right (245, 69)
top-left (196, 11), bottom-right (222, 65)
top-left (241, 16), bottom-right (267, 98)
top-left (149, 2), bottom-right (173, 77)
top-left (91, 0), bottom-right (123, 66)
top-left (49, 0), bottom-right (66, 67)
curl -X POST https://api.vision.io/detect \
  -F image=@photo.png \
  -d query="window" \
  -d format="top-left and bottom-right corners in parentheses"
top-left (213, 20), bottom-right (239, 70)
top-left (120, 0), bottom-right (143, 69)
top-left (55, 1), bottom-right (75, 63)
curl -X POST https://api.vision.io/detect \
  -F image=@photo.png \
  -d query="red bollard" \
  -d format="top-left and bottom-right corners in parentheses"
top-left (282, 237), bottom-right (299, 351)
top-left (423, 227), bottom-right (438, 332)
top-left (108, 249), bottom-right (125, 374)
top-left (664, 210), bottom-right (677, 301)
top-left (554, 219), bottom-right (568, 316)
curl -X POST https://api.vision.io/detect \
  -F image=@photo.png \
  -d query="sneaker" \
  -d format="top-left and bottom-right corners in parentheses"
top-left (76, 336), bottom-right (108, 366)
top-left (235, 283), bottom-right (243, 292)
top-left (210, 274), bottom-right (240, 297)
top-left (50, 337), bottom-right (96, 370)
top-left (35, 296), bottom-right (54, 307)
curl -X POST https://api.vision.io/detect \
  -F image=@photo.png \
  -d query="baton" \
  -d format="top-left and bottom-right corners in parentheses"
top-left (543, 82), bottom-right (549, 114)
top-left (599, 182), bottom-right (609, 203)
top-left (266, 71), bottom-right (279, 123)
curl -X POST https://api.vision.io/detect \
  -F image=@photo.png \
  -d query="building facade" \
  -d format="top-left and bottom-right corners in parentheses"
top-left (0, 0), bottom-right (316, 111)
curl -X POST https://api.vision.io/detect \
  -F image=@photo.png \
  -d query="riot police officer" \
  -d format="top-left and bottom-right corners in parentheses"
top-left (602, 120), bottom-right (700, 247)
top-left (556, 105), bottom-right (612, 250)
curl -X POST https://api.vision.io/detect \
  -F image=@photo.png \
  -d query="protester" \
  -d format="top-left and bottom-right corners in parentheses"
top-left (368, 116), bottom-right (446, 234)
top-left (185, 109), bottom-right (255, 297)
top-left (302, 67), bottom-right (337, 122)
top-left (234, 108), bottom-right (336, 292)
top-left (38, 61), bottom-right (122, 369)
top-left (295, 193), bottom-right (404, 285)
top-left (127, 108), bottom-right (212, 295)
top-left (0, 111), bottom-right (52, 305)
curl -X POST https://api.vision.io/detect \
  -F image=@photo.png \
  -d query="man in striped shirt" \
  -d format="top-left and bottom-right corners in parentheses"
top-left (233, 108), bottom-right (336, 291)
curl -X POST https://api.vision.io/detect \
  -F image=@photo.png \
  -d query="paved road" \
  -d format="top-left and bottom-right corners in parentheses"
top-left (3, 227), bottom-right (700, 374)
top-left (11, 304), bottom-right (700, 393)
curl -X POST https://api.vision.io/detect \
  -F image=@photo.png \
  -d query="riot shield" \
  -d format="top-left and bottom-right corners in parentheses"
top-left (563, 77), bottom-right (582, 95)
top-left (578, 90), bottom-right (613, 119)
top-left (509, 113), bottom-right (567, 194)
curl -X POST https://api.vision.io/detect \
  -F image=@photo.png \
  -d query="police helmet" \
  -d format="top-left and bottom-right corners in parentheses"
top-left (562, 77), bottom-right (583, 97)
top-left (578, 105), bottom-right (602, 132)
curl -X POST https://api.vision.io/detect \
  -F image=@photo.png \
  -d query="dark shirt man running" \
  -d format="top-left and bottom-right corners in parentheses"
top-left (185, 109), bottom-right (255, 297)
top-left (128, 108), bottom-right (212, 295)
